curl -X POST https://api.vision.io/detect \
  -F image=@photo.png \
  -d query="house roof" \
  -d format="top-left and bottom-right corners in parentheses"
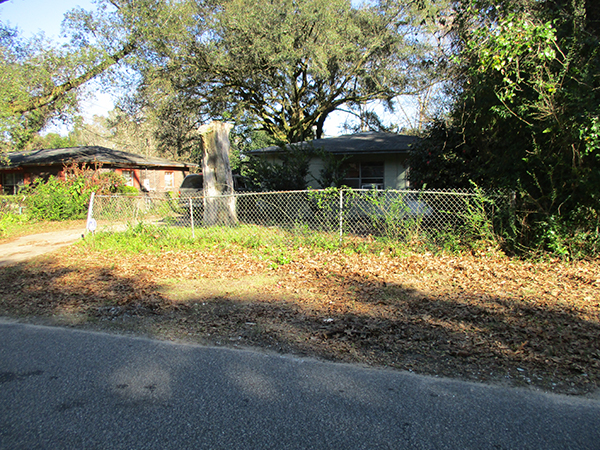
top-left (250, 132), bottom-right (421, 155)
top-left (0, 146), bottom-right (197, 170)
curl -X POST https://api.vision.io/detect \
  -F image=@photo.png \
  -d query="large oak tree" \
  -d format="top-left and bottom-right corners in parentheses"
top-left (135, 0), bottom-right (442, 144)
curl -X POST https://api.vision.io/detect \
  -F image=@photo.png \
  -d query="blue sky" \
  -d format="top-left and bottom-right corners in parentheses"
top-left (0, 0), bottom-right (96, 39)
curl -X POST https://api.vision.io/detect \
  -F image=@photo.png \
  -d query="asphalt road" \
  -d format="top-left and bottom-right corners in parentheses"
top-left (1, 320), bottom-right (599, 450)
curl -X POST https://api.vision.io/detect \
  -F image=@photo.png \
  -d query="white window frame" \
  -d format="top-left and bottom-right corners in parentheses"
top-left (342, 161), bottom-right (384, 189)
top-left (122, 170), bottom-right (134, 187)
top-left (164, 171), bottom-right (174, 189)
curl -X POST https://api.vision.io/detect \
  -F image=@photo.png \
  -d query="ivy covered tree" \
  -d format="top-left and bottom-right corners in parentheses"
top-left (411, 0), bottom-right (600, 255)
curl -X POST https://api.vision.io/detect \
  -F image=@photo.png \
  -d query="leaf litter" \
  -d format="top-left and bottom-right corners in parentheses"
top-left (0, 243), bottom-right (598, 396)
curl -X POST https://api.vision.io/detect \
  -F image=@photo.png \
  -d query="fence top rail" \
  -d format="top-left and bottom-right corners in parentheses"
top-left (93, 187), bottom-right (508, 200)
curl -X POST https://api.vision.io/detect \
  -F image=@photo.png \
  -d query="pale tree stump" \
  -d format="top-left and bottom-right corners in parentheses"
top-left (199, 121), bottom-right (238, 226)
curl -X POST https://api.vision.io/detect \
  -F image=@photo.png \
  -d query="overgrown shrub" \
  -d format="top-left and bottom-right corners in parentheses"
top-left (22, 164), bottom-right (134, 221)
top-left (242, 147), bottom-right (312, 191)
top-left (535, 212), bottom-right (600, 260)
top-left (23, 176), bottom-right (86, 221)
top-left (120, 186), bottom-right (140, 195)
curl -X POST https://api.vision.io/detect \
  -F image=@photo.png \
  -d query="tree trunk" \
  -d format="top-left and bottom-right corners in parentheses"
top-left (199, 121), bottom-right (237, 226)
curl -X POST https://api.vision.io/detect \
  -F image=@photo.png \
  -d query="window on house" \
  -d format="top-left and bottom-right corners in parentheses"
top-left (122, 170), bottom-right (134, 187)
top-left (341, 162), bottom-right (384, 189)
top-left (2, 173), bottom-right (24, 195)
top-left (164, 171), bottom-right (174, 189)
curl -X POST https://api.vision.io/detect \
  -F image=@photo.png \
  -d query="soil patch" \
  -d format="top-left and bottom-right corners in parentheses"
top-left (0, 229), bottom-right (86, 267)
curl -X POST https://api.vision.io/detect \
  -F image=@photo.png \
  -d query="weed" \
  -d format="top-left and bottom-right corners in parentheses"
top-left (270, 252), bottom-right (293, 269)
top-left (0, 212), bottom-right (27, 239)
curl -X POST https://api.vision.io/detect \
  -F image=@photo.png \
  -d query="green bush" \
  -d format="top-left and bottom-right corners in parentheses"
top-left (23, 177), bottom-right (86, 221)
top-left (120, 186), bottom-right (139, 195)
top-left (535, 213), bottom-right (600, 260)
top-left (22, 165), bottom-right (130, 221)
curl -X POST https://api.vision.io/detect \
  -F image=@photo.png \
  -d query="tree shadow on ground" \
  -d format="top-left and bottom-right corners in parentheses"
top-left (0, 256), bottom-right (598, 395)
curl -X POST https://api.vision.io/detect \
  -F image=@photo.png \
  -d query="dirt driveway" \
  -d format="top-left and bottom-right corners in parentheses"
top-left (0, 229), bottom-right (86, 267)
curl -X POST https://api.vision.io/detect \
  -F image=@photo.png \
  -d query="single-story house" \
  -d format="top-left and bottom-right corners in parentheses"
top-left (250, 132), bottom-right (420, 189)
top-left (0, 146), bottom-right (197, 195)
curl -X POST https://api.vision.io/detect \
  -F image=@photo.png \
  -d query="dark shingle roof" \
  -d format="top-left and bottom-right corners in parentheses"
top-left (251, 132), bottom-right (420, 155)
top-left (1, 146), bottom-right (196, 169)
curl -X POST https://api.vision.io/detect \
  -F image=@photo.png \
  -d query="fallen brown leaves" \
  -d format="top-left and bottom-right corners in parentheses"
top-left (0, 244), bottom-right (599, 396)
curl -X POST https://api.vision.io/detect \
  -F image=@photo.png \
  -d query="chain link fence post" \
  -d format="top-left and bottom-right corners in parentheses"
top-left (339, 189), bottom-right (344, 244)
top-left (189, 197), bottom-right (195, 239)
top-left (86, 192), bottom-right (96, 233)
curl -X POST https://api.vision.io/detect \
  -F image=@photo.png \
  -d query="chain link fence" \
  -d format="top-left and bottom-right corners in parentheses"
top-left (86, 188), bottom-right (512, 244)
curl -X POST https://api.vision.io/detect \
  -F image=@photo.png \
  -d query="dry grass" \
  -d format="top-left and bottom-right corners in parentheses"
top-left (0, 240), bottom-right (599, 396)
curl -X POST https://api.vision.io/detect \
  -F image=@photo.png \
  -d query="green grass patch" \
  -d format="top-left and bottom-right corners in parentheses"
top-left (78, 220), bottom-right (501, 260)
top-left (81, 223), bottom-right (346, 255)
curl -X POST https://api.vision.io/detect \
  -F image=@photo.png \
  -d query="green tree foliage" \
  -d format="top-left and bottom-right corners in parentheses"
top-left (0, 25), bottom-right (77, 150)
top-left (411, 0), bottom-right (600, 255)
top-left (22, 164), bottom-right (131, 221)
top-left (0, 0), bottom-right (142, 150)
top-left (243, 148), bottom-right (313, 191)
top-left (132, 0), bottom-right (441, 145)
top-left (23, 132), bottom-right (81, 151)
